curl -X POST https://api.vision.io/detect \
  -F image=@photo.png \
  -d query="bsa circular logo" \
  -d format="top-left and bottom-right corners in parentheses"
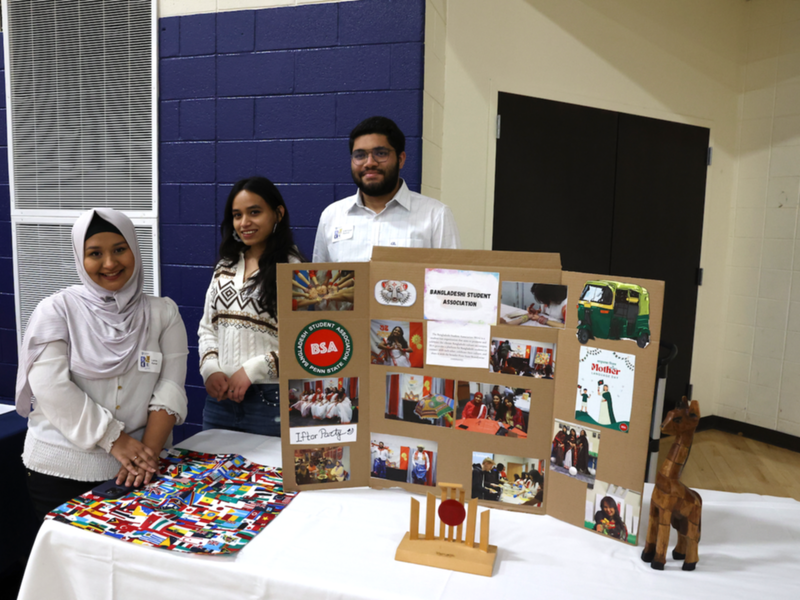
top-left (619, 423), bottom-right (628, 432)
top-left (295, 320), bottom-right (353, 376)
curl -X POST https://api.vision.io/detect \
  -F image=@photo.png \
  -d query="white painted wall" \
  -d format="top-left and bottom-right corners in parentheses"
top-left (435, 0), bottom-right (751, 421)
top-left (421, 0), bottom-right (446, 200)
top-left (721, 0), bottom-right (800, 434)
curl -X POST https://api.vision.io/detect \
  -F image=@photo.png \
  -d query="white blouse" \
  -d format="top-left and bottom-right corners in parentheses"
top-left (23, 296), bottom-right (189, 482)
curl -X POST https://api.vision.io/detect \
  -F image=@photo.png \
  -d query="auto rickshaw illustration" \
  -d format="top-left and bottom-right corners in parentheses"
top-left (577, 281), bottom-right (650, 348)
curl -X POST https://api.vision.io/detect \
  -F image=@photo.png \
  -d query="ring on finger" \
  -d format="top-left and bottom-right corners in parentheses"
top-left (132, 455), bottom-right (138, 461)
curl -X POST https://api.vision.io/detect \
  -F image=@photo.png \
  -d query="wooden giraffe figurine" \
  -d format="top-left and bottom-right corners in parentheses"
top-left (641, 396), bottom-right (703, 571)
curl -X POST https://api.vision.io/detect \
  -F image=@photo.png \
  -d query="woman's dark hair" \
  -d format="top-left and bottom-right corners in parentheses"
top-left (219, 176), bottom-right (304, 319)
top-left (531, 283), bottom-right (568, 305)
top-left (387, 327), bottom-right (408, 348)
top-left (600, 496), bottom-right (624, 527)
top-left (494, 400), bottom-right (507, 421)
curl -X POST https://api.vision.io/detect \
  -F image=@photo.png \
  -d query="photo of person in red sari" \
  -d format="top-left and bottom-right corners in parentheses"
top-left (370, 319), bottom-right (424, 368)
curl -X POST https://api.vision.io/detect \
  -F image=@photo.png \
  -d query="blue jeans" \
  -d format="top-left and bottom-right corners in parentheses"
top-left (202, 383), bottom-right (281, 437)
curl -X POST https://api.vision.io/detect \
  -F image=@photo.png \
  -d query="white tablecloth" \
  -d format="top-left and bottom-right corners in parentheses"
top-left (18, 430), bottom-right (800, 600)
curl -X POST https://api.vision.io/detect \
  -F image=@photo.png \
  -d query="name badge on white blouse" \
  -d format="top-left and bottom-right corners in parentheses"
top-left (332, 225), bottom-right (354, 242)
top-left (138, 351), bottom-right (163, 373)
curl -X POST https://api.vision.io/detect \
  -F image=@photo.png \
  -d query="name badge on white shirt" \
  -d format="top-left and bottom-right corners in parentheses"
top-left (332, 225), bottom-right (354, 242)
top-left (138, 350), bottom-right (163, 373)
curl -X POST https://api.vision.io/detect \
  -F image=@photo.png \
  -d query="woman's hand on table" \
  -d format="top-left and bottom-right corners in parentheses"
top-left (226, 368), bottom-right (252, 403)
top-left (205, 371), bottom-right (229, 401)
top-left (110, 431), bottom-right (159, 484)
top-left (114, 464), bottom-right (154, 488)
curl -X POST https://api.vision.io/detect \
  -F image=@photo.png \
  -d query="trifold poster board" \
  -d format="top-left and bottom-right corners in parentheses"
top-left (278, 248), bottom-right (663, 545)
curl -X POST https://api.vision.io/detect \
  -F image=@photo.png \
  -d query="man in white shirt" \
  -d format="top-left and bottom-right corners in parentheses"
top-left (312, 116), bottom-right (461, 262)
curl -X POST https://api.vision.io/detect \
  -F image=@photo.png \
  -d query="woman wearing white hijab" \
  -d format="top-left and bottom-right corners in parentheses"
top-left (15, 208), bottom-right (188, 521)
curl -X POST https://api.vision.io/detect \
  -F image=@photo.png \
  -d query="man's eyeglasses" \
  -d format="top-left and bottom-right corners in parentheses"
top-left (351, 147), bottom-right (394, 165)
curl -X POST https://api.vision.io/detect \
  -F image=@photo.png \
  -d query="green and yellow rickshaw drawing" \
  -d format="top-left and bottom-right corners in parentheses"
top-left (577, 281), bottom-right (651, 348)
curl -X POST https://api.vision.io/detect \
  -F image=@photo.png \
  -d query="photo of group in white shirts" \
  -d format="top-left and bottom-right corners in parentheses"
top-left (288, 377), bottom-right (358, 428)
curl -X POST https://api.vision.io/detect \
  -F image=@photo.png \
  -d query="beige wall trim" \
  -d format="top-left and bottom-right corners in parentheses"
top-left (159, 0), bottom-right (356, 19)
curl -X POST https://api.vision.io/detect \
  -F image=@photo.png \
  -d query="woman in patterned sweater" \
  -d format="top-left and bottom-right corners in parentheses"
top-left (198, 176), bottom-right (303, 435)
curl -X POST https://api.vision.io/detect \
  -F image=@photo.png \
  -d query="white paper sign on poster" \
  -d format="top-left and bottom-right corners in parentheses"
top-left (575, 347), bottom-right (636, 433)
top-left (426, 320), bottom-right (491, 369)
top-left (289, 424), bottom-right (358, 445)
top-left (424, 269), bottom-right (500, 325)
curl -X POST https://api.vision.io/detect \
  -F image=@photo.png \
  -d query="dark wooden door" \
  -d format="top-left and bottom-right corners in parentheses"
top-left (492, 95), bottom-right (619, 274)
top-left (493, 93), bottom-right (709, 410)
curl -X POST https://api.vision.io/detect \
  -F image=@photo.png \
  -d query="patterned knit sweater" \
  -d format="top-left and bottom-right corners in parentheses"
top-left (198, 253), bottom-right (297, 384)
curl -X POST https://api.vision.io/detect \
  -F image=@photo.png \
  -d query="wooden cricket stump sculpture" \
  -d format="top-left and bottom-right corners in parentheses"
top-left (395, 483), bottom-right (497, 576)
top-left (642, 397), bottom-right (703, 571)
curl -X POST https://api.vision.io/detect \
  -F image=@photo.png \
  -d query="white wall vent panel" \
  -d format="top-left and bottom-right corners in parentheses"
top-left (14, 221), bottom-right (158, 336)
top-left (2, 0), bottom-right (159, 346)
top-left (4, 0), bottom-right (156, 212)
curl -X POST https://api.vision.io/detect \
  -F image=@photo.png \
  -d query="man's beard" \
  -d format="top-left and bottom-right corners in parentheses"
top-left (352, 162), bottom-right (400, 197)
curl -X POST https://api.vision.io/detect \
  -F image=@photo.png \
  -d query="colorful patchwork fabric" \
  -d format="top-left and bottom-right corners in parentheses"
top-left (47, 449), bottom-right (298, 554)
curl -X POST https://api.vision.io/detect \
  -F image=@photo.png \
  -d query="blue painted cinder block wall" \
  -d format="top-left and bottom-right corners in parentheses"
top-left (0, 1), bottom-right (426, 431)
top-left (159, 0), bottom-right (426, 442)
top-left (0, 33), bottom-right (15, 406)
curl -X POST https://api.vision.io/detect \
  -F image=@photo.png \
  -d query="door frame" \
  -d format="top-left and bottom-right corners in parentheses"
top-left (484, 82), bottom-right (717, 406)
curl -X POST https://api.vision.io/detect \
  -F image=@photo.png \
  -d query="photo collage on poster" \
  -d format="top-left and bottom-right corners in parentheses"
top-left (364, 270), bottom-right (565, 506)
top-left (369, 273), bottom-right (442, 489)
top-left (281, 262), bottom-right (367, 485)
top-left (545, 278), bottom-right (652, 544)
top-left (280, 255), bottom-right (659, 537)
